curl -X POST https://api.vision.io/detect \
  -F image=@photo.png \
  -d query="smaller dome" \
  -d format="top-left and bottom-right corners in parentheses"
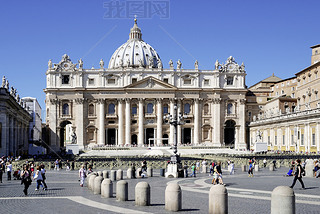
top-left (108, 19), bottom-right (162, 69)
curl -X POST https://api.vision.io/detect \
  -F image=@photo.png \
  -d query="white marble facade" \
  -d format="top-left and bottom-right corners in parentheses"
top-left (45, 19), bottom-right (248, 151)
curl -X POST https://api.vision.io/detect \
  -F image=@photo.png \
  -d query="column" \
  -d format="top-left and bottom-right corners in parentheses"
top-left (177, 99), bottom-right (182, 145)
top-left (317, 123), bottom-right (320, 153)
top-left (169, 99), bottom-right (175, 145)
top-left (138, 98), bottom-right (144, 146)
top-left (74, 98), bottom-right (85, 150)
top-left (98, 99), bottom-right (105, 146)
top-left (49, 98), bottom-right (59, 151)
top-left (118, 99), bottom-right (124, 146)
top-left (156, 99), bottom-right (163, 146)
top-left (213, 98), bottom-right (221, 146)
top-left (9, 116), bottom-right (13, 156)
top-left (125, 98), bottom-right (131, 145)
top-left (238, 99), bottom-right (246, 150)
top-left (194, 98), bottom-right (200, 145)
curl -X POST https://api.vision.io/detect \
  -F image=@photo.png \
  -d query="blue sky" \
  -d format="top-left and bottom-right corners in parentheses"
top-left (1, 0), bottom-right (319, 120)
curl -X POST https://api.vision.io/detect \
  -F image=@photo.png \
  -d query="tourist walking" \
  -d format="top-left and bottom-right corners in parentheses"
top-left (6, 161), bottom-right (12, 180)
top-left (33, 166), bottom-right (43, 191)
top-left (54, 159), bottom-right (59, 171)
top-left (141, 159), bottom-right (147, 172)
top-left (40, 165), bottom-right (48, 190)
top-left (229, 161), bottom-right (235, 175)
top-left (263, 158), bottom-right (267, 168)
top-left (79, 165), bottom-right (86, 187)
top-left (248, 160), bottom-right (254, 177)
top-left (290, 159), bottom-right (305, 189)
top-left (190, 163), bottom-right (196, 177)
top-left (21, 165), bottom-right (32, 195)
top-left (212, 161), bottom-right (225, 185)
top-left (65, 160), bottom-right (70, 171)
top-left (196, 161), bottom-right (200, 173)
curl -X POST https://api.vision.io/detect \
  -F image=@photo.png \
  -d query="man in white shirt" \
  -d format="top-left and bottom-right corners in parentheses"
top-left (6, 161), bottom-right (12, 180)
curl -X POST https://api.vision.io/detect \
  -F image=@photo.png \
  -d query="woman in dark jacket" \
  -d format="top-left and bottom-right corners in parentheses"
top-left (21, 165), bottom-right (32, 195)
top-left (290, 159), bottom-right (305, 189)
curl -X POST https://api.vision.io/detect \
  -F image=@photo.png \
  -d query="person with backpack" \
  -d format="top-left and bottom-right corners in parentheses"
top-left (290, 159), bottom-right (305, 189)
top-left (21, 165), bottom-right (32, 195)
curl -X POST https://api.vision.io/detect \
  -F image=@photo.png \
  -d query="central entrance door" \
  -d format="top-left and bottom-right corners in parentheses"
top-left (183, 128), bottom-right (191, 144)
top-left (107, 128), bottom-right (116, 145)
top-left (146, 128), bottom-right (154, 146)
top-left (224, 120), bottom-right (236, 148)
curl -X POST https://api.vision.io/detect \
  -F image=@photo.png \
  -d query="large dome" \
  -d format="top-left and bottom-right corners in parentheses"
top-left (108, 19), bottom-right (162, 69)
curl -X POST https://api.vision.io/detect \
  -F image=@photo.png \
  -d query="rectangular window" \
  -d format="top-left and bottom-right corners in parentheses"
top-left (163, 78), bottom-right (169, 84)
top-left (62, 75), bottom-right (70, 84)
top-left (291, 135), bottom-right (294, 146)
top-left (312, 133), bottom-right (316, 146)
top-left (227, 77), bottom-right (233, 85)
top-left (184, 79), bottom-right (191, 85)
top-left (204, 79), bottom-right (209, 86)
top-left (291, 93), bottom-right (295, 98)
top-left (132, 106), bottom-right (137, 115)
top-left (275, 136), bottom-right (277, 145)
top-left (88, 78), bottom-right (95, 85)
top-left (107, 79), bottom-right (116, 84)
top-left (163, 106), bottom-right (168, 114)
top-left (283, 135), bottom-right (285, 145)
top-left (132, 78), bottom-right (137, 84)
top-left (132, 120), bottom-right (137, 124)
top-left (268, 136), bottom-right (270, 145)
top-left (301, 134), bottom-right (304, 145)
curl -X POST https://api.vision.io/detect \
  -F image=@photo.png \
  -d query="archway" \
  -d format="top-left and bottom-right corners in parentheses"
top-left (224, 120), bottom-right (236, 148)
top-left (146, 128), bottom-right (154, 146)
top-left (162, 134), bottom-right (169, 145)
top-left (131, 134), bottom-right (137, 146)
top-left (59, 121), bottom-right (72, 148)
top-left (183, 128), bottom-right (191, 144)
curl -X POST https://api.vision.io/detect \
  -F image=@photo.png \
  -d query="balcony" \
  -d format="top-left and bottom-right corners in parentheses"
top-left (106, 114), bottom-right (117, 119)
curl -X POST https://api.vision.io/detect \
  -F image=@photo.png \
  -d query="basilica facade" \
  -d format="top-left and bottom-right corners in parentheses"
top-left (45, 19), bottom-right (248, 152)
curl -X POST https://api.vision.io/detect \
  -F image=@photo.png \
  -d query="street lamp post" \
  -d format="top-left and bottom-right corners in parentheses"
top-left (163, 102), bottom-right (186, 177)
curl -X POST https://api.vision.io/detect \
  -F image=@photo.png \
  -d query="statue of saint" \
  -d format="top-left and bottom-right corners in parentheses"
top-left (5, 79), bottom-right (9, 89)
top-left (148, 57), bottom-right (153, 68)
top-left (48, 59), bottom-right (52, 69)
top-left (10, 87), bottom-right (14, 95)
top-left (126, 59), bottom-right (130, 67)
top-left (71, 131), bottom-right (77, 144)
top-left (169, 59), bottom-right (173, 69)
top-left (78, 58), bottom-right (83, 69)
top-left (194, 60), bottom-right (199, 70)
top-left (215, 60), bottom-right (220, 70)
top-left (62, 54), bottom-right (69, 61)
top-left (227, 56), bottom-right (234, 63)
top-left (240, 62), bottom-right (245, 71)
top-left (138, 59), bottom-right (144, 68)
top-left (157, 59), bottom-right (162, 68)
top-left (177, 59), bottom-right (182, 69)
top-left (1, 76), bottom-right (5, 88)
top-left (99, 59), bottom-right (104, 69)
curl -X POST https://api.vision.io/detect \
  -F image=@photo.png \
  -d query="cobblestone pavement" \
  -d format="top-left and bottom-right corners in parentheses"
top-left (0, 166), bottom-right (319, 214)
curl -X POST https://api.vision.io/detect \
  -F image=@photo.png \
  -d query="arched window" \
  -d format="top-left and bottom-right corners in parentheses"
top-left (132, 104), bottom-right (137, 115)
top-left (89, 104), bottom-right (94, 115)
top-left (204, 104), bottom-right (209, 115)
top-left (108, 103), bottom-right (115, 114)
top-left (227, 103), bottom-right (233, 114)
top-left (62, 103), bottom-right (69, 115)
top-left (163, 104), bottom-right (169, 114)
top-left (147, 103), bottom-right (153, 113)
top-left (184, 103), bottom-right (190, 114)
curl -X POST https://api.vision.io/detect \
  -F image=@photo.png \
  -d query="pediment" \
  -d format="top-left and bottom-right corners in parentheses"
top-left (125, 76), bottom-right (177, 90)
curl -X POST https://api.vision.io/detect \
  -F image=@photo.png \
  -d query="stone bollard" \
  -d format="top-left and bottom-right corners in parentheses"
top-left (88, 174), bottom-right (97, 191)
top-left (241, 165), bottom-right (246, 172)
top-left (202, 165), bottom-right (207, 173)
top-left (255, 165), bottom-right (259, 172)
top-left (165, 183), bottom-right (182, 212)
top-left (110, 170), bottom-right (116, 181)
top-left (135, 182), bottom-right (150, 206)
top-left (117, 169), bottom-right (123, 180)
top-left (48, 162), bottom-right (52, 170)
top-left (269, 164), bottom-right (274, 171)
top-left (86, 174), bottom-right (91, 187)
top-left (147, 168), bottom-right (153, 177)
top-left (93, 176), bottom-right (104, 195)
top-left (103, 170), bottom-right (109, 179)
top-left (136, 168), bottom-right (142, 178)
top-left (209, 184), bottom-right (228, 214)
top-left (116, 180), bottom-right (128, 201)
top-left (101, 179), bottom-right (113, 198)
top-left (97, 171), bottom-right (102, 177)
top-left (305, 159), bottom-right (314, 177)
top-left (127, 168), bottom-right (132, 179)
top-left (271, 186), bottom-right (295, 214)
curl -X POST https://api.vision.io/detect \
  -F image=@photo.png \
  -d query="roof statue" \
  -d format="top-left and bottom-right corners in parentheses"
top-left (215, 60), bottom-right (220, 70)
top-left (48, 59), bottom-right (52, 69)
top-left (195, 60), bottom-right (199, 70)
top-left (169, 59), bottom-right (174, 70)
top-left (1, 76), bottom-right (5, 88)
top-left (78, 58), bottom-right (83, 69)
top-left (157, 58), bottom-right (162, 69)
top-left (177, 59), bottom-right (182, 70)
top-left (100, 59), bottom-right (104, 69)
top-left (5, 79), bottom-right (9, 89)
